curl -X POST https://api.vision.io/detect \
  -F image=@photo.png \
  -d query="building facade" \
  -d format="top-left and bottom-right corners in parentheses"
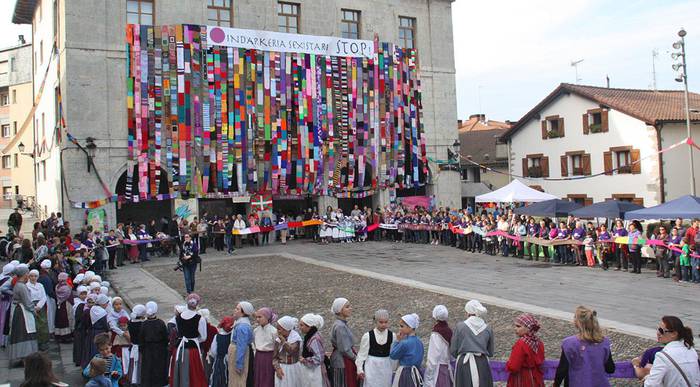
top-left (0, 42), bottom-right (34, 210)
top-left (13, 0), bottom-right (459, 227)
top-left (500, 83), bottom-right (700, 206)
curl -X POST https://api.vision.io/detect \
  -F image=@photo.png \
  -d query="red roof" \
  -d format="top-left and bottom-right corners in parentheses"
top-left (501, 83), bottom-right (700, 139)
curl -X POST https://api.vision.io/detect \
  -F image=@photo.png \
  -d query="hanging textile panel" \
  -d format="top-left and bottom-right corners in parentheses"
top-left (126, 24), bottom-right (427, 201)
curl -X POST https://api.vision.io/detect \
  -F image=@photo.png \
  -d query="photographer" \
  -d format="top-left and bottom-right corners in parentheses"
top-left (179, 233), bottom-right (200, 294)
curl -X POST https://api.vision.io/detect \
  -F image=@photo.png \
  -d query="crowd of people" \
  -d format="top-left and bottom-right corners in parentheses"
top-left (4, 266), bottom-right (699, 387)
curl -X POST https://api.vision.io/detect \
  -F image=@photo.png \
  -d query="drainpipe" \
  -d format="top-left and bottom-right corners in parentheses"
top-left (655, 124), bottom-right (666, 203)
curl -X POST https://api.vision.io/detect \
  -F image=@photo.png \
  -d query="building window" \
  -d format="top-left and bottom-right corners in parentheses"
top-left (541, 115), bottom-right (565, 139)
top-left (2, 187), bottom-right (12, 201)
top-left (0, 93), bottom-right (8, 106)
top-left (566, 194), bottom-right (593, 206)
top-left (127, 0), bottom-right (154, 25)
top-left (398, 16), bottom-right (416, 49)
top-left (0, 60), bottom-right (7, 75)
top-left (561, 151), bottom-right (591, 177)
top-left (10, 57), bottom-right (15, 72)
top-left (207, 0), bottom-right (232, 27)
top-left (2, 156), bottom-right (11, 169)
top-left (341, 9), bottom-right (360, 39)
top-left (1, 124), bottom-right (10, 138)
top-left (12, 90), bottom-right (16, 104)
top-left (609, 193), bottom-right (644, 206)
top-left (603, 146), bottom-right (640, 175)
top-left (13, 154), bottom-right (18, 168)
top-left (278, 2), bottom-right (300, 33)
top-left (13, 122), bottom-right (17, 135)
top-left (522, 154), bottom-right (549, 178)
top-left (583, 108), bottom-right (608, 134)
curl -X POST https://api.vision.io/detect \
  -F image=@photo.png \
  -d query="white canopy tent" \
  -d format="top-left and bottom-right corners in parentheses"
top-left (475, 179), bottom-right (558, 203)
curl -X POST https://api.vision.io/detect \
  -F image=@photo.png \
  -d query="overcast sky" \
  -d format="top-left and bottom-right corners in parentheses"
top-left (2, 0), bottom-right (699, 122)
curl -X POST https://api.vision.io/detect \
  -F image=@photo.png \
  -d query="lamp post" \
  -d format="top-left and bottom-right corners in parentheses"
top-left (85, 137), bottom-right (97, 172)
top-left (672, 28), bottom-right (696, 195)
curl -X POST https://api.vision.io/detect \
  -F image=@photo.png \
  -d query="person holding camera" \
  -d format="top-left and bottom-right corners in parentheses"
top-left (179, 234), bottom-right (200, 294)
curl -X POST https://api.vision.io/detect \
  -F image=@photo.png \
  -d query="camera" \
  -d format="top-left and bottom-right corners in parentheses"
top-left (173, 260), bottom-right (184, 272)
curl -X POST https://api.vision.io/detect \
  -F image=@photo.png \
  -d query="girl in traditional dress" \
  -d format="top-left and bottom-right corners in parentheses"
top-left (450, 300), bottom-right (494, 387)
top-left (424, 305), bottom-right (453, 387)
top-left (389, 313), bottom-right (424, 387)
top-left (330, 297), bottom-right (358, 387)
top-left (84, 294), bottom-right (111, 368)
top-left (139, 301), bottom-right (170, 387)
top-left (8, 264), bottom-right (38, 365)
top-left (229, 301), bottom-right (255, 387)
top-left (111, 316), bottom-right (132, 384)
top-left (107, 297), bottom-right (131, 345)
top-left (209, 316), bottom-right (234, 387)
top-left (299, 313), bottom-right (330, 387)
top-left (0, 262), bottom-right (16, 347)
top-left (505, 314), bottom-right (545, 387)
top-left (274, 316), bottom-right (304, 387)
top-left (27, 269), bottom-right (49, 351)
top-left (170, 294), bottom-right (208, 387)
top-left (127, 304), bottom-right (146, 385)
top-left (53, 272), bottom-right (73, 343)
top-left (74, 292), bottom-right (93, 367)
top-left (255, 307), bottom-right (279, 387)
top-left (355, 309), bottom-right (396, 387)
top-left (38, 259), bottom-right (57, 337)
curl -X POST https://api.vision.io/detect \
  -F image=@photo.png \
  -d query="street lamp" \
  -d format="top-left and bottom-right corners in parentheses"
top-left (17, 142), bottom-right (34, 158)
top-left (85, 137), bottom-right (97, 172)
top-left (672, 27), bottom-right (696, 195)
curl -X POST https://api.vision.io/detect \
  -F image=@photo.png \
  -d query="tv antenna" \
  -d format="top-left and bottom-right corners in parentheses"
top-left (651, 49), bottom-right (658, 90)
top-left (570, 59), bottom-right (584, 84)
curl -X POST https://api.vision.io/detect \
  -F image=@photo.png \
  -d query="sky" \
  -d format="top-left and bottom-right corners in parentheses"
top-left (1, 0), bottom-right (699, 122)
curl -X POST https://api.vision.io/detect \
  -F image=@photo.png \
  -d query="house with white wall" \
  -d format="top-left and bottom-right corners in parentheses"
top-left (499, 83), bottom-right (700, 206)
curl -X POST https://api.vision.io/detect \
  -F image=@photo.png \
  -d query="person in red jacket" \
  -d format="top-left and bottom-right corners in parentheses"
top-left (506, 313), bottom-right (545, 387)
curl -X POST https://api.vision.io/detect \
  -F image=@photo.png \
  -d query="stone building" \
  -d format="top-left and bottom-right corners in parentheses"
top-left (0, 42), bottom-right (34, 210)
top-left (12, 0), bottom-right (459, 227)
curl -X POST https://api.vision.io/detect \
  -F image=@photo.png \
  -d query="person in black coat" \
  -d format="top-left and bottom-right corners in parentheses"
top-left (139, 302), bottom-right (170, 387)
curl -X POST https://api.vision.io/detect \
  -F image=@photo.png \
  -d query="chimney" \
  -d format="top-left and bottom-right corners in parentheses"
top-left (18, 35), bottom-right (25, 45)
top-left (606, 75), bottom-right (610, 88)
top-left (457, 119), bottom-right (463, 126)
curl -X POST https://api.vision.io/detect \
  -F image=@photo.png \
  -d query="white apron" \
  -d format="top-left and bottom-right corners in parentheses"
top-left (300, 363), bottom-right (324, 387)
top-left (275, 362), bottom-right (305, 387)
top-left (363, 355), bottom-right (394, 387)
top-left (47, 297), bottom-right (56, 333)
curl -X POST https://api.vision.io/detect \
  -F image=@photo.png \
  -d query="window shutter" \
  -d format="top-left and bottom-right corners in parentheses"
top-left (601, 110), bottom-right (609, 132)
top-left (560, 155), bottom-right (568, 177)
top-left (603, 151), bottom-right (613, 175)
top-left (584, 197), bottom-right (593, 206)
top-left (522, 158), bottom-right (528, 177)
top-left (582, 153), bottom-right (592, 175)
top-left (582, 113), bottom-right (589, 134)
top-left (558, 117), bottom-right (565, 137)
top-left (630, 149), bottom-right (641, 174)
top-left (541, 156), bottom-right (550, 177)
top-left (632, 197), bottom-right (644, 206)
top-left (541, 120), bottom-right (547, 139)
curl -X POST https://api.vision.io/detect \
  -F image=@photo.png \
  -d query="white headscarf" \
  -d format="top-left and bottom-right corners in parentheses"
top-left (146, 301), bottom-right (158, 317)
top-left (402, 313), bottom-right (420, 330)
top-left (131, 304), bottom-right (147, 319)
top-left (199, 308), bottom-right (211, 321)
top-left (301, 313), bottom-right (324, 329)
top-left (432, 305), bottom-right (449, 321)
top-left (277, 316), bottom-right (298, 331)
top-left (331, 297), bottom-right (348, 314)
top-left (239, 301), bottom-right (255, 316)
top-left (90, 305), bottom-right (108, 324)
top-left (100, 286), bottom-right (109, 296)
top-left (77, 285), bottom-right (88, 294)
top-left (95, 294), bottom-right (110, 306)
top-left (464, 300), bottom-right (488, 335)
top-left (100, 281), bottom-right (110, 288)
top-left (40, 259), bottom-right (52, 269)
top-left (1, 262), bottom-right (16, 280)
top-left (374, 309), bottom-right (390, 321)
top-left (74, 273), bottom-right (85, 284)
top-left (89, 282), bottom-right (101, 291)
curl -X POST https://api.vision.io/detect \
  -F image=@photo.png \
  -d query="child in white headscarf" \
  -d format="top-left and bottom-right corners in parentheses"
top-left (355, 309), bottom-right (396, 387)
top-left (273, 315), bottom-right (304, 387)
top-left (299, 313), bottom-right (330, 387)
top-left (450, 300), bottom-right (494, 387)
top-left (424, 305), bottom-right (453, 387)
top-left (389, 313), bottom-right (424, 387)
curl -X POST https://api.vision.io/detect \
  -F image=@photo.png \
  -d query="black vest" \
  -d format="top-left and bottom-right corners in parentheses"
top-left (368, 329), bottom-right (393, 357)
top-left (176, 313), bottom-right (202, 348)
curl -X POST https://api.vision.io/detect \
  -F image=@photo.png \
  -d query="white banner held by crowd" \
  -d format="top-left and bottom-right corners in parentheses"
top-left (207, 26), bottom-right (374, 59)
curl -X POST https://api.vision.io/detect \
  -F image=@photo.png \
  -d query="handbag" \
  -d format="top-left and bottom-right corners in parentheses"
top-left (657, 350), bottom-right (692, 387)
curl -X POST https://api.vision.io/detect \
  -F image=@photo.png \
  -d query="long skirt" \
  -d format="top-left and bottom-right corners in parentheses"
top-left (362, 355), bottom-right (394, 387)
top-left (210, 354), bottom-right (229, 387)
top-left (127, 344), bottom-right (141, 385)
top-left (228, 343), bottom-right (254, 387)
top-left (254, 350), bottom-right (275, 387)
top-left (8, 303), bottom-right (37, 363)
top-left (332, 357), bottom-right (359, 387)
top-left (170, 345), bottom-right (207, 387)
top-left (434, 364), bottom-right (452, 387)
top-left (300, 363), bottom-right (329, 387)
top-left (274, 362), bottom-right (304, 387)
top-left (47, 297), bottom-right (56, 334)
top-left (0, 296), bottom-right (12, 346)
top-left (454, 353), bottom-right (493, 387)
top-left (72, 326), bottom-right (84, 366)
top-left (54, 299), bottom-right (72, 339)
top-left (35, 305), bottom-right (49, 350)
top-left (392, 366), bottom-right (423, 387)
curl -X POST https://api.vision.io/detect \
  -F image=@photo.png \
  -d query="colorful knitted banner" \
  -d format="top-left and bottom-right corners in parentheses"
top-left (126, 24), bottom-right (426, 201)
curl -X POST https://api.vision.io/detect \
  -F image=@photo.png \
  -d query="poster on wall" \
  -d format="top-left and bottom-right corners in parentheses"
top-left (86, 208), bottom-right (107, 232)
top-left (174, 198), bottom-right (199, 222)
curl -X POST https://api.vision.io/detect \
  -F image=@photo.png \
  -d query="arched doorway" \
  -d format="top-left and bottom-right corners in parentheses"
top-left (115, 167), bottom-right (173, 225)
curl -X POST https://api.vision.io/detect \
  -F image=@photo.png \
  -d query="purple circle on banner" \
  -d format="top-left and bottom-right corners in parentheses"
top-left (210, 27), bottom-right (225, 44)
